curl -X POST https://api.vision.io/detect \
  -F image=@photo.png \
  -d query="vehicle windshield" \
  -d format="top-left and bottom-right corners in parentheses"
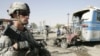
top-left (97, 11), bottom-right (100, 21)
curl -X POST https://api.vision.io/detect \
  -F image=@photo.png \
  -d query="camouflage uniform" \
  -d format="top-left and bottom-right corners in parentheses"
top-left (0, 2), bottom-right (51, 56)
top-left (0, 25), bottom-right (40, 56)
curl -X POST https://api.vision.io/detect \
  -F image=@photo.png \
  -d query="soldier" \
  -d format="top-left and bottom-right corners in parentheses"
top-left (0, 2), bottom-right (51, 56)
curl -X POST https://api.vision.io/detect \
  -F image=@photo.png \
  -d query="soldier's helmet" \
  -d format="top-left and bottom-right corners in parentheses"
top-left (7, 2), bottom-right (30, 15)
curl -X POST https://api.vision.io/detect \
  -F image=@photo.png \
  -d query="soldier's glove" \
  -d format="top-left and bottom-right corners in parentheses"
top-left (17, 41), bottom-right (29, 49)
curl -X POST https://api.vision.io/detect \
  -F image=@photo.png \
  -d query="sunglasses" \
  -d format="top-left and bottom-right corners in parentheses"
top-left (14, 10), bottom-right (30, 16)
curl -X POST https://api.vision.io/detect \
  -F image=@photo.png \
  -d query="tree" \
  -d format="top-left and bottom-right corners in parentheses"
top-left (30, 22), bottom-right (37, 29)
top-left (55, 24), bottom-right (64, 28)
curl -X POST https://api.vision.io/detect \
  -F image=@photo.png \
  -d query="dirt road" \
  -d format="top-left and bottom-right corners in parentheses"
top-left (34, 33), bottom-right (100, 56)
top-left (46, 39), bottom-right (100, 56)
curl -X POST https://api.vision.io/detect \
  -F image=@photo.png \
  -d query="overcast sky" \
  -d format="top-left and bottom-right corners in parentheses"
top-left (0, 0), bottom-right (100, 26)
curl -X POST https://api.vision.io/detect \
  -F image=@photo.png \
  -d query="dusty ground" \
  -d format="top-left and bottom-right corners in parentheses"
top-left (34, 33), bottom-right (100, 56)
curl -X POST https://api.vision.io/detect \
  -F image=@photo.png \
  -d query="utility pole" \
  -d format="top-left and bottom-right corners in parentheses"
top-left (67, 13), bottom-right (70, 28)
top-left (67, 13), bottom-right (70, 33)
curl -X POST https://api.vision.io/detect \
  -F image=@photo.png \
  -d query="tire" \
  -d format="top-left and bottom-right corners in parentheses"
top-left (60, 39), bottom-right (68, 48)
top-left (54, 38), bottom-right (61, 47)
top-left (71, 37), bottom-right (77, 45)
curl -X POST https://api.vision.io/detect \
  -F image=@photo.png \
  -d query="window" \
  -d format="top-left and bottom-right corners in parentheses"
top-left (97, 11), bottom-right (100, 21)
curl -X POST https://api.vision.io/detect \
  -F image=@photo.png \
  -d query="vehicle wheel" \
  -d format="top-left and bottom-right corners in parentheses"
top-left (71, 37), bottom-right (77, 45)
top-left (60, 39), bottom-right (68, 48)
top-left (54, 38), bottom-right (61, 47)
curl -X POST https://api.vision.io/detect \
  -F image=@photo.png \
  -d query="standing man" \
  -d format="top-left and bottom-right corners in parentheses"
top-left (0, 2), bottom-right (50, 56)
top-left (57, 27), bottom-right (61, 38)
top-left (44, 25), bottom-right (49, 41)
